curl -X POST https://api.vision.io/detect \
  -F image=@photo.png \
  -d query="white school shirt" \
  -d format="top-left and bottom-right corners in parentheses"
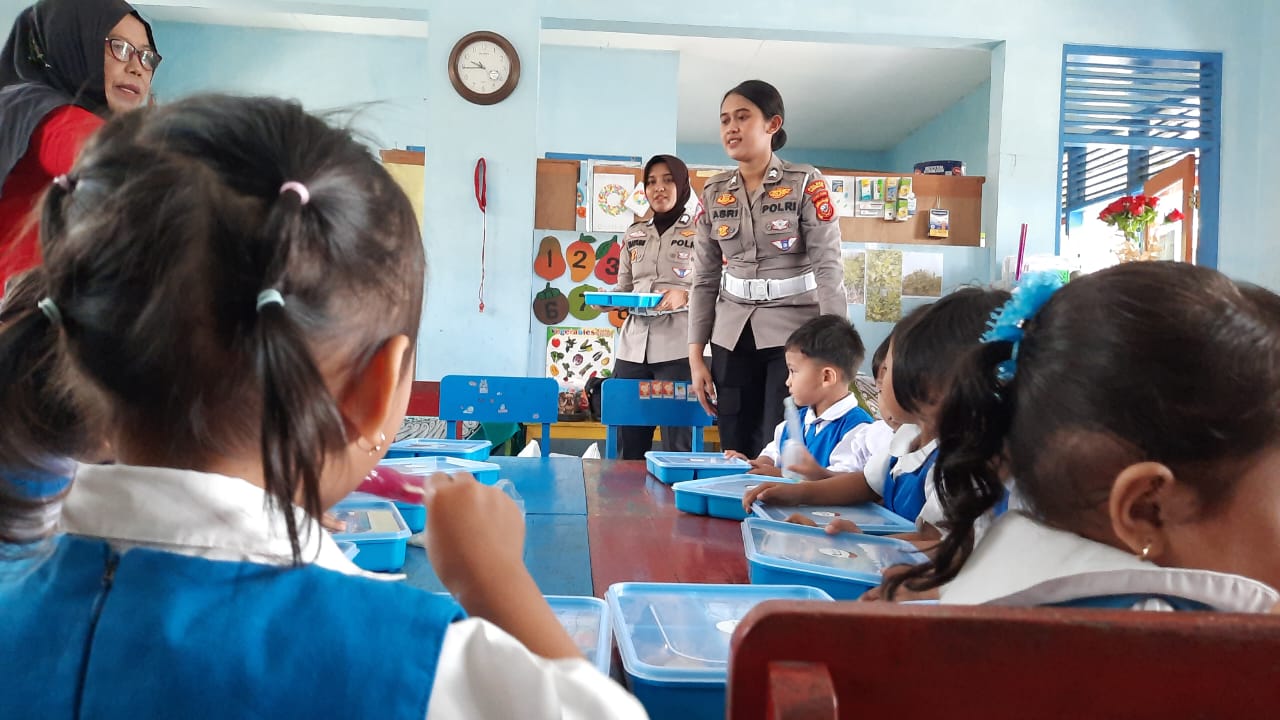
top-left (861, 424), bottom-right (938, 501)
top-left (845, 420), bottom-right (895, 472)
top-left (758, 393), bottom-right (867, 472)
top-left (940, 511), bottom-right (1280, 612)
top-left (59, 464), bottom-right (649, 720)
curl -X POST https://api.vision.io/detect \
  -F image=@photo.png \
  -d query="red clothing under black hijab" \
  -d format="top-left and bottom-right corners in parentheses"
top-left (0, 0), bottom-right (157, 289)
top-left (0, 0), bottom-right (156, 186)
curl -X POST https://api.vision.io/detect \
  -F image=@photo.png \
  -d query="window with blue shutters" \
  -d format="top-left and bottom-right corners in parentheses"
top-left (1057, 45), bottom-right (1222, 267)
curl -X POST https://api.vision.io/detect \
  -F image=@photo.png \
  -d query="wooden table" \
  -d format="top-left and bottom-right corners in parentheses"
top-left (402, 458), bottom-right (749, 599)
top-left (584, 459), bottom-right (748, 596)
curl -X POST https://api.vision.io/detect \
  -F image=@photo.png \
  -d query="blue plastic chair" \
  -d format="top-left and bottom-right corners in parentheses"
top-left (600, 378), bottom-right (716, 459)
top-left (438, 375), bottom-right (559, 458)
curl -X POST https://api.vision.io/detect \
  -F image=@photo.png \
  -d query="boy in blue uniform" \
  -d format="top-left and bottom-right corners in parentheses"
top-left (742, 289), bottom-right (1009, 526)
top-left (726, 314), bottom-right (872, 477)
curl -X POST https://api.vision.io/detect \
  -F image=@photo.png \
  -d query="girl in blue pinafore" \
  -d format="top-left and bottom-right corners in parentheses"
top-left (883, 265), bottom-right (1280, 612)
top-left (0, 94), bottom-right (647, 720)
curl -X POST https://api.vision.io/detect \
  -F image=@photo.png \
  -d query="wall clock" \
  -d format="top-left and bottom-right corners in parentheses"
top-left (448, 31), bottom-right (520, 105)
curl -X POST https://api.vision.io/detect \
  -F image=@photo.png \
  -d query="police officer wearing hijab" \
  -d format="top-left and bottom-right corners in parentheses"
top-left (611, 154), bottom-right (699, 458)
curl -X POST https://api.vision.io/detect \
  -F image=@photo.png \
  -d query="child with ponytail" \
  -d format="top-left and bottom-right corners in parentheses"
top-left (884, 263), bottom-right (1280, 611)
top-left (0, 94), bottom-right (646, 718)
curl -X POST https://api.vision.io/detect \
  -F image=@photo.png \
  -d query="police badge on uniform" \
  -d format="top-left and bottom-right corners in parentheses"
top-left (771, 237), bottom-right (797, 252)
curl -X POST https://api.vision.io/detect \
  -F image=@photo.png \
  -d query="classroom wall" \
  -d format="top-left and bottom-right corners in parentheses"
top-left (8, 0), bottom-right (1274, 383)
top-left (676, 142), bottom-right (890, 171)
top-left (538, 44), bottom-right (679, 160)
top-left (148, 22), bottom-right (429, 151)
top-left (885, 79), bottom-right (990, 178)
top-left (542, 0), bottom-right (1269, 289)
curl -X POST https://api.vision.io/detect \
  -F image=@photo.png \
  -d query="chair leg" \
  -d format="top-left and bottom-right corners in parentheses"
top-left (605, 427), bottom-right (618, 460)
top-left (691, 427), bottom-right (704, 453)
top-left (540, 423), bottom-right (551, 457)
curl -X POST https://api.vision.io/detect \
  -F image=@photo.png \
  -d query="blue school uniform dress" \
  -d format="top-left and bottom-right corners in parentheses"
top-left (0, 464), bottom-right (649, 720)
top-left (758, 394), bottom-right (874, 471)
top-left (861, 424), bottom-right (938, 522)
top-left (939, 512), bottom-right (1280, 613)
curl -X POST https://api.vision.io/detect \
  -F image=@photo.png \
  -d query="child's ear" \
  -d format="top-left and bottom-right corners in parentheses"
top-left (822, 366), bottom-right (841, 385)
top-left (1108, 461), bottom-right (1181, 561)
top-left (337, 335), bottom-right (412, 447)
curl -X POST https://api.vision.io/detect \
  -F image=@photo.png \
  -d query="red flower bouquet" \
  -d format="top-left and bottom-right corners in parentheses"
top-left (1098, 194), bottom-right (1184, 262)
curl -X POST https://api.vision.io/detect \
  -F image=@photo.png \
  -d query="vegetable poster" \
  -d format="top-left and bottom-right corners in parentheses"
top-left (546, 326), bottom-right (615, 387)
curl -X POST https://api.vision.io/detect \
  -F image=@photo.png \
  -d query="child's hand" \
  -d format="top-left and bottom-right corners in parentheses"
top-left (824, 518), bottom-right (863, 535)
top-left (747, 463), bottom-right (784, 477)
top-left (783, 446), bottom-right (827, 481)
top-left (784, 513), bottom-right (819, 527)
top-left (741, 480), bottom-right (810, 511)
top-left (723, 450), bottom-right (752, 462)
top-left (320, 513), bottom-right (347, 532)
top-left (422, 471), bottom-right (584, 661)
top-left (422, 471), bottom-right (525, 599)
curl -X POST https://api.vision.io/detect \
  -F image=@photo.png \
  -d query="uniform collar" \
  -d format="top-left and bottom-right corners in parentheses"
top-left (806, 393), bottom-right (861, 425)
top-left (60, 463), bottom-right (380, 579)
top-left (728, 155), bottom-right (785, 189)
top-left (942, 512), bottom-right (1280, 612)
top-left (764, 154), bottom-right (785, 185)
top-left (888, 424), bottom-right (937, 473)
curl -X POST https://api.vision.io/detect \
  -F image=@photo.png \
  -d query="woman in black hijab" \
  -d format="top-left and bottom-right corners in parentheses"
top-left (609, 154), bottom-right (699, 458)
top-left (0, 0), bottom-right (159, 290)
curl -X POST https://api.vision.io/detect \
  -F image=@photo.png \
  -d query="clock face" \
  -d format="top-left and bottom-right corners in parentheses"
top-left (456, 40), bottom-right (512, 96)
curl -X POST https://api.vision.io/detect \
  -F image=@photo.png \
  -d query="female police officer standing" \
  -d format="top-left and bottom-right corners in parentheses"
top-left (688, 80), bottom-right (845, 457)
top-left (612, 154), bottom-right (697, 459)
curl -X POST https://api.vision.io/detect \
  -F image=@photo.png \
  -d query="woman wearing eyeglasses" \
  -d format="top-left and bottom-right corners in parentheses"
top-left (0, 0), bottom-right (160, 292)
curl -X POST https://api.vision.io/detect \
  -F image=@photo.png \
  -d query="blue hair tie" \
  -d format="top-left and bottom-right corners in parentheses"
top-left (982, 272), bottom-right (1066, 383)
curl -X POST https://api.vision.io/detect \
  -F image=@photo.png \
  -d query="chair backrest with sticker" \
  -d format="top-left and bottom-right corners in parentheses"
top-left (600, 378), bottom-right (715, 458)
top-left (438, 375), bottom-right (558, 457)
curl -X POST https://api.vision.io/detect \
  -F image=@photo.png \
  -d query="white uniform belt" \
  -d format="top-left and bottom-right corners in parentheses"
top-left (721, 271), bottom-right (817, 302)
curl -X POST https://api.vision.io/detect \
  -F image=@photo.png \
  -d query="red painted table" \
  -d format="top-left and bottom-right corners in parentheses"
top-left (584, 459), bottom-right (749, 596)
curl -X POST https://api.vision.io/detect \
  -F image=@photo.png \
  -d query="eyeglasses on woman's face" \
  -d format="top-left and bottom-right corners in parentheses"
top-left (105, 37), bottom-right (161, 72)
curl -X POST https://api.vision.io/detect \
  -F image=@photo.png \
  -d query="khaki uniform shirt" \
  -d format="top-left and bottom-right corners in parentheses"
top-left (614, 211), bottom-right (696, 364)
top-left (688, 155), bottom-right (845, 350)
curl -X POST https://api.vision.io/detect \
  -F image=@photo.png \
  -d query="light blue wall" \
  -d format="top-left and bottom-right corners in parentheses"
top-left (886, 79), bottom-right (990, 177)
top-left (148, 22), bottom-right (429, 151)
top-left (417, 2), bottom-right (541, 380)
top-left (677, 142), bottom-right (890, 171)
top-left (6, 0), bottom-right (1276, 385)
top-left (538, 45), bottom-right (678, 159)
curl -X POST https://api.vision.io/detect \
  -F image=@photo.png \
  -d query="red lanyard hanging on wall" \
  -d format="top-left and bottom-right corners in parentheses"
top-left (475, 157), bottom-right (488, 312)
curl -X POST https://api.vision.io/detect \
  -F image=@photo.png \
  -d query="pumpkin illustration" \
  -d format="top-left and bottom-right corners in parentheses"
top-left (608, 308), bottom-right (628, 328)
top-left (532, 283), bottom-right (569, 325)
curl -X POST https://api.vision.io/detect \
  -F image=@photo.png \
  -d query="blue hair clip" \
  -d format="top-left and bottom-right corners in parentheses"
top-left (982, 272), bottom-right (1066, 383)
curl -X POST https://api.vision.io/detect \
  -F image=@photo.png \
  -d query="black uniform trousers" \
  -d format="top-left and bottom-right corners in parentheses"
top-left (710, 323), bottom-right (788, 458)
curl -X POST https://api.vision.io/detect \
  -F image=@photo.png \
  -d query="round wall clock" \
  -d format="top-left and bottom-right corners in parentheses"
top-left (448, 31), bottom-right (520, 105)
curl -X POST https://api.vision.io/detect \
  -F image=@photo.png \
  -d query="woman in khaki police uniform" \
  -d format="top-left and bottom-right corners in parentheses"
top-left (688, 80), bottom-right (845, 457)
top-left (612, 154), bottom-right (698, 458)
